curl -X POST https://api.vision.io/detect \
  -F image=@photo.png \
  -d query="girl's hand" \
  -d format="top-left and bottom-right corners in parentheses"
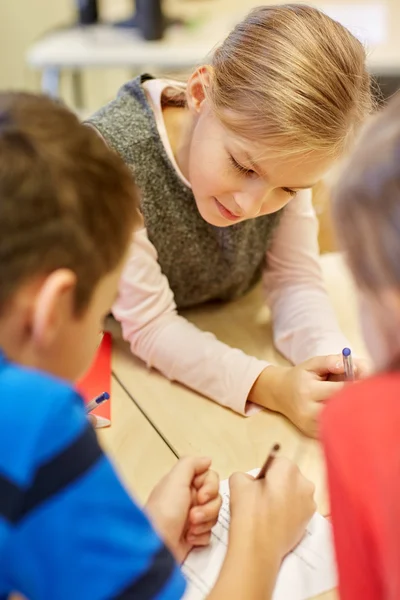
top-left (145, 457), bottom-right (221, 563)
top-left (251, 356), bottom-right (360, 437)
top-left (327, 355), bottom-right (371, 382)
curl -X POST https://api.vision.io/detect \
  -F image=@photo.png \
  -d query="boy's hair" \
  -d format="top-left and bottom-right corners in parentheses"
top-left (0, 93), bottom-right (139, 315)
top-left (206, 4), bottom-right (375, 158)
top-left (332, 92), bottom-right (400, 291)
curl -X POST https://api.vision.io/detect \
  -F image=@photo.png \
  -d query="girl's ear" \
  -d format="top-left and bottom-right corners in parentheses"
top-left (186, 66), bottom-right (214, 114)
top-left (31, 269), bottom-right (77, 352)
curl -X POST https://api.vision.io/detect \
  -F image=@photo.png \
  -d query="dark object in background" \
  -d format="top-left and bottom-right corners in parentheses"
top-left (136, 0), bottom-right (165, 41)
top-left (76, 0), bottom-right (98, 25)
top-left (73, 0), bottom-right (182, 41)
top-left (115, 0), bottom-right (183, 41)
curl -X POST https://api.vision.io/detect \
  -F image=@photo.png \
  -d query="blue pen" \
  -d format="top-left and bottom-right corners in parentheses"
top-left (342, 348), bottom-right (355, 381)
top-left (86, 391), bottom-right (110, 414)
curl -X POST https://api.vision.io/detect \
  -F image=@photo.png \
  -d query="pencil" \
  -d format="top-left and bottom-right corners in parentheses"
top-left (256, 443), bottom-right (280, 480)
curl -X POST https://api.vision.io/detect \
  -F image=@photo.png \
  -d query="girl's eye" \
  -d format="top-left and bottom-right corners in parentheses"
top-left (229, 154), bottom-right (256, 177)
top-left (282, 187), bottom-right (298, 198)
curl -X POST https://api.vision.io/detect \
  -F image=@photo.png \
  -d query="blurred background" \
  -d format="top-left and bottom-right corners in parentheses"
top-left (1, 0), bottom-right (399, 252)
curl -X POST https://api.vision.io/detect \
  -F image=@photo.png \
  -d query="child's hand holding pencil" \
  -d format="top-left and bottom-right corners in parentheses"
top-left (229, 444), bottom-right (316, 559)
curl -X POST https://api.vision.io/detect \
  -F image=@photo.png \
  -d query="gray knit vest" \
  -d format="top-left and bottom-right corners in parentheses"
top-left (87, 75), bottom-right (283, 309)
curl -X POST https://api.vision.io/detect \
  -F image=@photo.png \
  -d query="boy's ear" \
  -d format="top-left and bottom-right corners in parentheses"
top-left (186, 66), bottom-right (213, 114)
top-left (31, 269), bottom-right (77, 350)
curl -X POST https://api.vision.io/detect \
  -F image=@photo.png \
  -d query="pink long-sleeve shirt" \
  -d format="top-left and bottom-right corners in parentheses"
top-left (112, 79), bottom-right (349, 415)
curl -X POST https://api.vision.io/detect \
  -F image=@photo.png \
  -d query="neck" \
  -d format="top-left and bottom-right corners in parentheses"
top-left (0, 313), bottom-right (28, 366)
top-left (162, 104), bottom-right (194, 182)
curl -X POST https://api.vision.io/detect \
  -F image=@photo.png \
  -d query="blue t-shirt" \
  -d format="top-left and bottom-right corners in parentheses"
top-left (0, 350), bottom-right (186, 599)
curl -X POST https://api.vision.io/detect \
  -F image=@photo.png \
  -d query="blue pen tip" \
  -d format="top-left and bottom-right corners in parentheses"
top-left (103, 392), bottom-right (110, 400)
top-left (342, 347), bottom-right (351, 357)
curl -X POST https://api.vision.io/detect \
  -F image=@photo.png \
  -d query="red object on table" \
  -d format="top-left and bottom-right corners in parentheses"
top-left (76, 332), bottom-right (112, 420)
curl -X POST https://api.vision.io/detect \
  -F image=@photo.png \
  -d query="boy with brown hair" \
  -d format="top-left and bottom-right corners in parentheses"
top-left (0, 93), bottom-right (314, 600)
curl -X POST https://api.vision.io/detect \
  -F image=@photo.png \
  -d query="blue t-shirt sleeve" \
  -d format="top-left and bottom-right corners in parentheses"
top-left (3, 378), bottom-right (186, 600)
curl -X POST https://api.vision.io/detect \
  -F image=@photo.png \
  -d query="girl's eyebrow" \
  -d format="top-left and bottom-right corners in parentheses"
top-left (245, 153), bottom-right (315, 189)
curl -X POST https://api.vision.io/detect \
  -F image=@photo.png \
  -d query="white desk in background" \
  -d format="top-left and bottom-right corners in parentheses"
top-left (26, 1), bottom-right (399, 107)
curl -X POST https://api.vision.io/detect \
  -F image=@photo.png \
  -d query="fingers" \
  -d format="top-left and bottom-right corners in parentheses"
top-left (189, 494), bottom-right (222, 527)
top-left (289, 375), bottom-right (343, 436)
top-left (328, 357), bottom-right (371, 382)
top-left (327, 373), bottom-right (346, 383)
top-left (228, 471), bottom-right (255, 496)
top-left (194, 469), bottom-right (220, 504)
top-left (188, 519), bottom-right (218, 536)
top-left (187, 492), bottom-right (222, 547)
top-left (230, 471), bottom-right (255, 484)
top-left (300, 472), bottom-right (317, 505)
top-left (268, 458), bottom-right (317, 519)
top-left (302, 478), bottom-right (317, 521)
top-left (310, 379), bottom-right (344, 402)
top-left (88, 414), bottom-right (111, 428)
top-left (186, 532), bottom-right (212, 547)
top-left (303, 354), bottom-right (345, 377)
top-left (171, 456), bottom-right (212, 485)
top-left (304, 354), bottom-right (371, 381)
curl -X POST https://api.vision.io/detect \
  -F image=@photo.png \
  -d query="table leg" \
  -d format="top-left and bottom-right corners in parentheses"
top-left (71, 69), bottom-right (85, 110)
top-left (41, 68), bottom-right (61, 97)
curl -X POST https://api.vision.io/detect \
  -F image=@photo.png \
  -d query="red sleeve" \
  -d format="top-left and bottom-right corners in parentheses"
top-left (321, 387), bottom-right (382, 600)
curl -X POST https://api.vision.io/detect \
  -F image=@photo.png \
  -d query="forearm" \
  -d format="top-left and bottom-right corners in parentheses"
top-left (207, 521), bottom-right (281, 600)
top-left (248, 364), bottom-right (290, 412)
top-left (269, 285), bottom-right (349, 364)
top-left (124, 312), bottom-right (268, 415)
top-left (263, 192), bottom-right (350, 364)
top-left (113, 228), bottom-right (270, 414)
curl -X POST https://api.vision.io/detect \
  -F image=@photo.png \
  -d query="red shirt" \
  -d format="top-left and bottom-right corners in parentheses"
top-left (321, 373), bottom-right (400, 600)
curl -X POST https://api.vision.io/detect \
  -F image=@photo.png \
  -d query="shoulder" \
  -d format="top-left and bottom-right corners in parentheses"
top-left (0, 359), bottom-right (83, 419)
top-left (0, 360), bottom-right (87, 486)
top-left (86, 74), bottom-right (156, 154)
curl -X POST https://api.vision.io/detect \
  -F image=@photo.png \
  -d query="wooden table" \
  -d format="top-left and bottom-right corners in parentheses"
top-left (100, 252), bottom-right (366, 599)
top-left (97, 378), bottom-right (177, 503)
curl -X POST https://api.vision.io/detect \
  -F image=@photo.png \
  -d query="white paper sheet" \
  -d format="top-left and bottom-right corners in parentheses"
top-left (182, 470), bottom-right (337, 600)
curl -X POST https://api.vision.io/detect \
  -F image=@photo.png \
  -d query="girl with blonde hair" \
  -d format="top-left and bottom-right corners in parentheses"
top-left (88, 3), bottom-right (373, 436)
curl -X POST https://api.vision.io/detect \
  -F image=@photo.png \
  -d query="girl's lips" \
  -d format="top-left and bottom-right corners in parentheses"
top-left (214, 198), bottom-right (241, 221)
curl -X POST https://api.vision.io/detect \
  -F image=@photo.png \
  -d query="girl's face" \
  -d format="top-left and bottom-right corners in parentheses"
top-left (187, 102), bottom-right (335, 227)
